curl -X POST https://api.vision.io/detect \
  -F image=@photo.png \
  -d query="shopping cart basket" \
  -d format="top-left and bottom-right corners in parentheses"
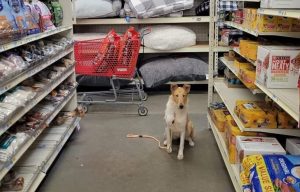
top-left (74, 28), bottom-right (148, 116)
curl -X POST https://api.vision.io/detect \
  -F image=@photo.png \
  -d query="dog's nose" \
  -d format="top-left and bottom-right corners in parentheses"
top-left (179, 105), bottom-right (184, 109)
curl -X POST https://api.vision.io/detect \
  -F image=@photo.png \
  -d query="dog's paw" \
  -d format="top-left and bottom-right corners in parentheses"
top-left (163, 140), bottom-right (167, 146)
top-left (167, 146), bottom-right (172, 153)
top-left (189, 140), bottom-right (195, 147)
top-left (177, 153), bottom-right (184, 160)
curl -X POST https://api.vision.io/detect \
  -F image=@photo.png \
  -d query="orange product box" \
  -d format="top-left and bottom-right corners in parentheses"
top-left (239, 65), bottom-right (257, 90)
top-left (256, 14), bottom-right (278, 32)
top-left (249, 9), bottom-right (258, 30)
top-left (277, 111), bottom-right (298, 129)
top-left (210, 108), bottom-right (230, 132)
top-left (277, 17), bottom-right (292, 32)
top-left (247, 42), bottom-right (259, 61)
top-left (292, 19), bottom-right (300, 32)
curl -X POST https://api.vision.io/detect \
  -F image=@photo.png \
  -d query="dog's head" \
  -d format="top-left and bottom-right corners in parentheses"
top-left (170, 84), bottom-right (191, 110)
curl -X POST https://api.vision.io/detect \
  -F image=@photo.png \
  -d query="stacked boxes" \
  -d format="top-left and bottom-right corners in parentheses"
top-left (239, 40), bottom-right (258, 61)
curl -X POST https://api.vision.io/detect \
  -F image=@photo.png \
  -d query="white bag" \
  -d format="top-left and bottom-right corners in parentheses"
top-left (142, 25), bottom-right (196, 50)
top-left (75, 0), bottom-right (121, 18)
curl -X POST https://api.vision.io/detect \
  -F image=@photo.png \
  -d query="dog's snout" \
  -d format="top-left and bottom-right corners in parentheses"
top-left (179, 105), bottom-right (184, 109)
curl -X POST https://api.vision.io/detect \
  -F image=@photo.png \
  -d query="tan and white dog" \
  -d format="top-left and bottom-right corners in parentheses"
top-left (164, 84), bottom-right (195, 160)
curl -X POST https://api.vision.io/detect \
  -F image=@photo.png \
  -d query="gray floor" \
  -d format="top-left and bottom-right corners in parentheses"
top-left (38, 93), bottom-right (234, 192)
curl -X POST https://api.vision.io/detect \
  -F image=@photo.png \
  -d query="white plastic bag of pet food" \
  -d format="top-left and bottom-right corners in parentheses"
top-left (24, 1), bottom-right (40, 26)
top-left (23, 1), bottom-right (40, 34)
top-left (8, 0), bottom-right (28, 37)
top-left (0, 0), bottom-right (19, 44)
top-left (32, 0), bottom-right (55, 31)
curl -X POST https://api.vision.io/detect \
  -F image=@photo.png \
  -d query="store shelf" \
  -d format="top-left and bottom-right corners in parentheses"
top-left (139, 43), bottom-right (209, 53)
top-left (208, 114), bottom-right (242, 192)
top-left (258, 9), bottom-right (300, 19)
top-left (233, 47), bottom-right (256, 66)
top-left (255, 82), bottom-right (299, 122)
top-left (214, 79), bottom-right (300, 136)
top-left (0, 88), bottom-right (76, 181)
top-left (75, 16), bottom-right (210, 25)
top-left (225, 21), bottom-right (300, 38)
top-left (214, 46), bottom-right (232, 52)
top-left (0, 26), bottom-right (72, 53)
top-left (166, 80), bottom-right (208, 85)
top-left (0, 65), bottom-right (74, 138)
top-left (219, 57), bottom-right (262, 94)
top-left (0, 47), bottom-right (73, 95)
top-left (223, 0), bottom-right (259, 1)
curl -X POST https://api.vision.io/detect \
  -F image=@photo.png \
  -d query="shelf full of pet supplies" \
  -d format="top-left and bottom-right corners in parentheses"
top-left (219, 56), bottom-right (299, 122)
top-left (0, 87), bottom-right (77, 182)
top-left (232, 47), bottom-right (256, 66)
top-left (258, 9), bottom-right (300, 19)
top-left (1, 117), bottom-right (80, 192)
top-left (214, 78), bottom-right (300, 136)
top-left (207, 114), bottom-right (242, 192)
top-left (224, 21), bottom-right (300, 38)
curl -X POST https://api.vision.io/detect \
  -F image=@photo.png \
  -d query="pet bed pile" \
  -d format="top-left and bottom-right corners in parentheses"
top-left (139, 55), bottom-right (208, 88)
top-left (75, 0), bottom-right (122, 18)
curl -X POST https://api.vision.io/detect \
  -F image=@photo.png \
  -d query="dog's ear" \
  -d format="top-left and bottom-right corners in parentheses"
top-left (170, 84), bottom-right (178, 93)
top-left (183, 84), bottom-right (191, 93)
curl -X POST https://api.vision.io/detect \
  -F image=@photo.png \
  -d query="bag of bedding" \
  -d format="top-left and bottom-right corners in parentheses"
top-left (242, 155), bottom-right (300, 192)
top-left (0, 0), bottom-right (20, 44)
top-left (32, 0), bottom-right (55, 31)
top-left (127, 0), bottom-right (194, 18)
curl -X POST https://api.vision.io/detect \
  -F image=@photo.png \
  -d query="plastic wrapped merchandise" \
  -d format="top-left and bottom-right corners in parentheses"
top-left (32, 0), bottom-right (55, 31)
top-left (8, 0), bottom-right (28, 37)
top-left (141, 25), bottom-right (196, 51)
top-left (24, 1), bottom-right (39, 24)
top-left (23, 0), bottom-right (40, 34)
top-left (0, 0), bottom-right (19, 44)
top-left (49, 1), bottom-right (63, 27)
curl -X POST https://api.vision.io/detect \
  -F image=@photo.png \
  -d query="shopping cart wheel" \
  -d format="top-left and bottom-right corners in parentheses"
top-left (141, 92), bottom-right (148, 101)
top-left (82, 104), bottom-right (89, 113)
top-left (85, 96), bottom-right (93, 105)
top-left (138, 106), bottom-right (148, 116)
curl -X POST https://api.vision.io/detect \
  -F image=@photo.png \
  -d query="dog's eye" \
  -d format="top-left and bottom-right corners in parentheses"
top-left (183, 95), bottom-right (185, 97)
top-left (176, 95), bottom-right (179, 97)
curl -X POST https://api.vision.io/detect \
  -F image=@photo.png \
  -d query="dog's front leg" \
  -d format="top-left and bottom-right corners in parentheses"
top-left (165, 127), bottom-right (172, 153)
top-left (177, 131), bottom-right (185, 160)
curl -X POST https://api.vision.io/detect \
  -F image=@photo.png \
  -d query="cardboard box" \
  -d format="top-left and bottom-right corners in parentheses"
top-left (277, 17), bottom-right (292, 32)
top-left (236, 136), bottom-right (286, 163)
top-left (224, 68), bottom-right (244, 88)
top-left (256, 45), bottom-right (300, 88)
top-left (256, 14), bottom-right (278, 32)
top-left (292, 19), bottom-right (300, 32)
top-left (260, 0), bottom-right (300, 8)
top-left (286, 138), bottom-right (300, 155)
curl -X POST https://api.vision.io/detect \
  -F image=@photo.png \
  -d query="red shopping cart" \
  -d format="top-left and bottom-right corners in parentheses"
top-left (75, 28), bottom-right (148, 116)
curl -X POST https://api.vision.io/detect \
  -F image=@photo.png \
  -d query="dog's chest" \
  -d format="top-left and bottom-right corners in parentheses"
top-left (170, 113), bottom-right (187, 132)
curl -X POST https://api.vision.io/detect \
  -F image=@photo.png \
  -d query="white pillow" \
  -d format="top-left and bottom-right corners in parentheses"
top-left (142, 25), bottom-right (196, 50)
top-left (75, 0), bottom-right (114, 18)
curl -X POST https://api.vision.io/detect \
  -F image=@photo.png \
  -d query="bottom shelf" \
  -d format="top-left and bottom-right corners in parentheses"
top-left (4, 117), bottom-right (80, 192)
top-left (208, 114), bottom-right (242, 192)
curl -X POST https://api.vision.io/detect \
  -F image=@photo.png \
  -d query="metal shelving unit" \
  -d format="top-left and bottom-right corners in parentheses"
top-left (0, 0), bottom-right (79, 191)
top-left (208, 1), bottom-right (300, 191)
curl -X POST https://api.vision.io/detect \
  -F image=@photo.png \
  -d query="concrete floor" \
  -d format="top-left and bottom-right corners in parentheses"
top-left (38, 93), bottom-right (234, 192)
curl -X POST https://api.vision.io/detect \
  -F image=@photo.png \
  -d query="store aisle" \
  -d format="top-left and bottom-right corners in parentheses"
top-left (38, 93), bottom-right (234, 192)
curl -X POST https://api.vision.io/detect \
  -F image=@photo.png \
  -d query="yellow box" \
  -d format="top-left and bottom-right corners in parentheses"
top-left (247, 42), bottom-right (259, 61)
top-left (235, 100), bottom-right (266, 128)
top-left (225, 115), bottom-right (259, 164)
top-left (239, 65), bottom-right (257, 90)
top-left (292, 19), bottom-right (300, 32)
top-left (210, 108), bottom-right (230, 132)
top-left (256, 14), bottom-right (278, 32)
top-left (250, 9), bottom-right (258, 30)
top-left (278, 111), bottom-right (298, 129)
top-left (233, 59), bottom-right (250, 73)
top-left (277, 17), bottom-right (292, 32)
top-left (256, 102), bottom-right (277, 129)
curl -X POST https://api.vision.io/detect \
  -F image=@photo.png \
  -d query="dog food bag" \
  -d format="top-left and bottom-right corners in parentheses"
top-left (24, 1), bottom-right (39, 24)
top-left (46, 0), bottom-right (63, 27)
top-left (242, 154), bottom-right (300, 192)
top-left (236, 136), bottom-right (286, 164)
top-left (256, 45), bottom-right (300, 88)
top-left (23, 1), bottom-right (40, 35)
top-left (8, 0), bottom-right (28, 37)
top-left (0, 0), bottom-right (20, 44)
top-left (32, 0), bottom-right (55, 31)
